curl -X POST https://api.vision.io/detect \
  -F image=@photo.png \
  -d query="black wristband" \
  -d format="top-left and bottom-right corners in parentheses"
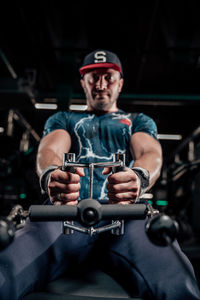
top-left (132, 167), bottom-right (150, 196)
top-left (39, 165), bottom-right (59, 194)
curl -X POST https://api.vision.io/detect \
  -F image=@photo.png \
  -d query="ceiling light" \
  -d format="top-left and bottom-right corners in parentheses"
top-left (34, 103), bottom-right (58, 110)
top-left (157, 134), bottom-right (182, 140)
top-left (69, 104), bottom-right (88, 111)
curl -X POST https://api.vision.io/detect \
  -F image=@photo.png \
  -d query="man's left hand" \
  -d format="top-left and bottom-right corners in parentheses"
top-left (103, 167), bottom-right (141, 204)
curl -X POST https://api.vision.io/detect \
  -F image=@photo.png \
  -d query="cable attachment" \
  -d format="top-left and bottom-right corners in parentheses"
top-left (62, 153), bottom-right (76, 173)
top-left (112, 153), bottom-right (126, 173)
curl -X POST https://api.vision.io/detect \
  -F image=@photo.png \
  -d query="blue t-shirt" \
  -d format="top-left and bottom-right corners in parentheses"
top-left (43, 110), bottom-right (158, 202)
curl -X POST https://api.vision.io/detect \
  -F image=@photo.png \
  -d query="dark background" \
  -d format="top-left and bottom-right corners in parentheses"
top-left (0, 0), bottom-right (200, 285)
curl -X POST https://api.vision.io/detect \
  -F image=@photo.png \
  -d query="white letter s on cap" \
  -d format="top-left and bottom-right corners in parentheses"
top-left (94, 51), bottom-right (106, 63)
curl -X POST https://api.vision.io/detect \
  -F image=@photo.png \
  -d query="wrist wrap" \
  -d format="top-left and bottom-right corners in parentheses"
top-left (39, 165), bottom-right (59, 194)
top-left (132, 167), bottom-right (150, 197)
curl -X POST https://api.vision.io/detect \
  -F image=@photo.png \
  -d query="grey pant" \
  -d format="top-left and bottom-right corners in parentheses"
top-left (0, 218), bottom-right (199, 300)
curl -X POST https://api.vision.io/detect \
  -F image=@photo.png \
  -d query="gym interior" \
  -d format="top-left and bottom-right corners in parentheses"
top-left (0, 1), bottom-right (200, 298)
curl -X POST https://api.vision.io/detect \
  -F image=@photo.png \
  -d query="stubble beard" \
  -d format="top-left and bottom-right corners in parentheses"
top-left (87, 91), bottom-right (118, 112)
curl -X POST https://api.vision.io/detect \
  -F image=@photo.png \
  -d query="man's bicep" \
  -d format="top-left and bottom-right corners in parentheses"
top-left (39, 129), bottom-right (71, 153)
top-left (37, 129), bottom-right (71, 174)
top-left (130, 132), bottom-right (162, 160)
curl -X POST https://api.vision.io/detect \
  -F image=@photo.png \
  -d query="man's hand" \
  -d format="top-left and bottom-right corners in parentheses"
top-left (103, 167), bottom-right (141, 204)
top-left (48, 168), bottom-right (84, 205)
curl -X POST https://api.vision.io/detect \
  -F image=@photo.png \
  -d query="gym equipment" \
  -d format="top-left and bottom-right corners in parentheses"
top-left (0, 153), bottom-right (183, 299)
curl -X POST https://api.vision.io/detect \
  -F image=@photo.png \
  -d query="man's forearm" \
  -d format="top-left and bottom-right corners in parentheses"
top-left (36, 129), bottom-right (72, 177)
top-left (133, 151), bottom-right (162, 190)
top-left (36, 148), bottom-right (63, 177)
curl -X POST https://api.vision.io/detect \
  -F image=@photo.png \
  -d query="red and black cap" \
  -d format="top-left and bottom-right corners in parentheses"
top-left (79, 50), bottom-right (123, 76)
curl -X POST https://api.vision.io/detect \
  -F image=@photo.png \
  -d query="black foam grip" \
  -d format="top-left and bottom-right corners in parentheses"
top-left (101, 204), bottom-right (147, 220)
top-left (29, 205), bottom-right (78, 221)
top-left (62, 166), bottom-right (76, 173)
top-left (112, 166), bottom-right (126, 173)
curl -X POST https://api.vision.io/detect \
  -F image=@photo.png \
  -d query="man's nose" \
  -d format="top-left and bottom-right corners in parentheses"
top-left (96, 76), bottom-right (107, 90)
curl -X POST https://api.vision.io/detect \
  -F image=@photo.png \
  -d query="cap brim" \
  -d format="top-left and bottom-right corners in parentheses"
top-left (79, 63), bottom-right (122, 76)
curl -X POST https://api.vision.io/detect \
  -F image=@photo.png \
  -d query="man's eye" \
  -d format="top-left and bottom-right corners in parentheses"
top-left (88, 74), bottom-right (98, 83)
top-left (106, 75), bottom-right (114, 81)
top-left (92, 74), bottom-right (99, 81)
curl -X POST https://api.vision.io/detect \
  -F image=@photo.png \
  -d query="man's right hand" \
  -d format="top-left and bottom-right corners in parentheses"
top-left (48, 168), bottom-right (84, 206)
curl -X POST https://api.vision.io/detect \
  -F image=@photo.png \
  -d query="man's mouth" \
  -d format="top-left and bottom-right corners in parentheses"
top-left (93, 91), bottom-right (109, 99)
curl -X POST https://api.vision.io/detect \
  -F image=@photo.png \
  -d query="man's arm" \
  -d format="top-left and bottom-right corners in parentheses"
top-left (36, 129), bottom-right (71, 175)
top-left (130, 132), bottom-right (162, 190)
top-left (104, 132), bottom-right (162, 204)
top-left (36, 129), bottom-right (84, 205)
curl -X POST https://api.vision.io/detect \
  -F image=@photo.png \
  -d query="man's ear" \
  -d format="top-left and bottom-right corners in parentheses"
top-left (80, 79), bottom-right (85, 92)
top-left (118, 78), bottom-right (124, 93)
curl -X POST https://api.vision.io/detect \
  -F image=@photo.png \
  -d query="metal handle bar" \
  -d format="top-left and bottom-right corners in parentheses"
top-left (29, 202), bottom-right (147, 223)
top-left (62, 153), bottom-right (125, 199)
top-left (62, 161), bottom-right (123, 169)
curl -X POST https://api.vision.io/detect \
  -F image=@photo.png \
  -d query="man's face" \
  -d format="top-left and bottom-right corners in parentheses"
top-left (81, 68), bottom-right (124, 112)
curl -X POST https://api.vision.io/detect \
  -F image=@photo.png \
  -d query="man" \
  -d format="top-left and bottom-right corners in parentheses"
top-left (0, 50), bottom-right (199, 299)
top-left (37, 50), bottom-right (162, 206)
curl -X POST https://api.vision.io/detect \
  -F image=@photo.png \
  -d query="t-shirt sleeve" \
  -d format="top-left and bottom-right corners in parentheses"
top-left (42, 111), bottom-right (68, 137)
top-left (131, 113), bottom-right (158, 139)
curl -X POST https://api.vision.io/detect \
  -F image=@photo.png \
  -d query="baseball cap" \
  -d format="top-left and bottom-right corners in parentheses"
top-left (79, 49), bottom-right (123, 76)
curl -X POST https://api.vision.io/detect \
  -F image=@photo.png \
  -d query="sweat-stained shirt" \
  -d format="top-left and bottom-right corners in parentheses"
top-left (42, 110), bottom-right (158, 202)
